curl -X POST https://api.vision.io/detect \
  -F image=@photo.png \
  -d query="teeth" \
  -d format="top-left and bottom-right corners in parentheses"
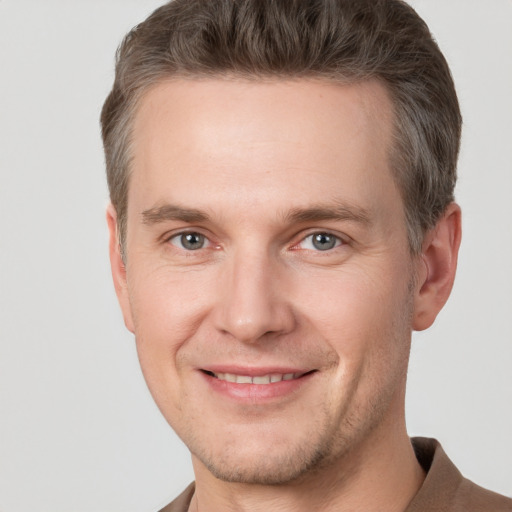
top-left (252, 375), bottom-right (271, 384)
top-left (211, 372), bottom-right (301, 384)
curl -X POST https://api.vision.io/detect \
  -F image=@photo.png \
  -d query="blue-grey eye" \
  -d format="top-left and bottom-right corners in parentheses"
top-left (312, 233), bottom-right (337, 250)
top-left (300, 232), bottom-right (341, 251)
top-left (171, 232), bottom-right (207, 250)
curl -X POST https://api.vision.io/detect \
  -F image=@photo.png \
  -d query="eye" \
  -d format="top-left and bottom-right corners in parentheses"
top-left (169, 232), bottom-right (210, 251)
top-left (299, 232), bottom-right (342, 251)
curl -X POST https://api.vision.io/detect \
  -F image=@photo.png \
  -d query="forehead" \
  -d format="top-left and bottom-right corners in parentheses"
top-left (129, 78), bottom-right (400, 227)
top-left (132, 77), bottom-right (393, 157)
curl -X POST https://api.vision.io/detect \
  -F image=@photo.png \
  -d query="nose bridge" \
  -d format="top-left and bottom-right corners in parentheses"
top-left (214, 244), bottom-right (293, 343)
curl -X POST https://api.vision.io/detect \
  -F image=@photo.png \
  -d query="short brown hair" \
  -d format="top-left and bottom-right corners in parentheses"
top-left (101, 0), bottom-right (461, 254)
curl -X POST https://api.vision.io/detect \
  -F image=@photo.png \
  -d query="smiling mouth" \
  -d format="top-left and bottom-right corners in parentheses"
top-left (201, 370), bottom-right (315, 384)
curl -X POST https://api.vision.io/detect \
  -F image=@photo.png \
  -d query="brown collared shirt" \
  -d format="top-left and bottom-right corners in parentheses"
top-left (159, 438), bottom-right (512, 511)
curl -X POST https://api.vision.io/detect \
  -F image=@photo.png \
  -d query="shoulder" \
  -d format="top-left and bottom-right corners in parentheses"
top-left (407, 437), bottom-right (512, 512)
top-left (454, 478), bottom-right (512, 511)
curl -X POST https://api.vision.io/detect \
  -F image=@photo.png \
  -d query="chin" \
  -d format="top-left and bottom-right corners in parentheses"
top-left (196, 442), bottom-right (333, 485)
top-left (186, 415), bottom-right (349, 486)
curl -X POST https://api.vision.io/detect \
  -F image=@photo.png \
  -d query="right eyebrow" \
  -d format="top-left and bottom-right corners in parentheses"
top-left (141, 204), bottom-right (210, 225)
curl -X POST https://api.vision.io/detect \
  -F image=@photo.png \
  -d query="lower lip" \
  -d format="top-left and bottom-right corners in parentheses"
top-left (201, 372), bottom-right (314, 401)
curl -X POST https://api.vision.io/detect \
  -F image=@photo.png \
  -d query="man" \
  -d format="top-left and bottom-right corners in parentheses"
top-left (101, 0), bottom-right (511, 510)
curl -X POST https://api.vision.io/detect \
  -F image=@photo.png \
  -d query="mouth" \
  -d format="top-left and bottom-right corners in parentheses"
top-left (201, 369), bottom-right (315, 384)
top-left (199, 367), bottom-right (317, 401)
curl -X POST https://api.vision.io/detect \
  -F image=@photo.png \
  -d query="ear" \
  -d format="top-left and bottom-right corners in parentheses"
top-left (413, 203), bottom-right (462, 331)
top-left (106, 204), bottom-right (135, 333)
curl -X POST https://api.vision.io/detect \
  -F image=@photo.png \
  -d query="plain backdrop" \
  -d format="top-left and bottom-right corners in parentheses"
top-left (0, 1), bottom-right (511, 511)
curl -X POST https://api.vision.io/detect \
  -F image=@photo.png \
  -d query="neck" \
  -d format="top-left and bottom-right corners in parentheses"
top-left (190, 414), bottom-right (425, 512)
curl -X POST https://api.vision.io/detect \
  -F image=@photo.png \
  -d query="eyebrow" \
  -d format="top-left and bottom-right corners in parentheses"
top-left (284, 203), bottom-right (372, 226)
top-left (141, 201), bottom-right (372, 226)
top-left (142, 204), bottom-right (210, 224)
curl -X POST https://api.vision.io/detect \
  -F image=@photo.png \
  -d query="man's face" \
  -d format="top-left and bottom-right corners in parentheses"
top-left (113, 78), bottom-right (421, 484)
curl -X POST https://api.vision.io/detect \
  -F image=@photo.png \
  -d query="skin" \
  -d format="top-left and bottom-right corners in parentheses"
top-left (107, 78), bottom-right (461, 511)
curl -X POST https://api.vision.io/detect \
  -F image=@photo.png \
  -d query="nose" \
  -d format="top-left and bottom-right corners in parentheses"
top-left (212, 249), bottom-right (296, 344)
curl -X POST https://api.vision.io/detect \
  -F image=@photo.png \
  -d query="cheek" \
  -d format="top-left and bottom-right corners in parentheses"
top-left (127, 266), bottom-right (217, 404)
top-left (128, 265), bottom-right (214, 345)
top-left (299, 267), bottom-right (402, 324)
top-left (297, 266), bottom-right (413, 421)
top-left (294, 263), bottom-right (413, 368)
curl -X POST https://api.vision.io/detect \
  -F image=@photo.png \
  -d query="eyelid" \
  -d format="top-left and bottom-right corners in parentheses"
top-left (171, 232), bottom-right (210, 249)
top-left (163, 228), bottom-right (216, 249)
top-left (161, 226), bottom-right (206, 241)
top-left (160, 228), bottom-right (347, 252)
top-left (292, 230), bottom-right (346, 251)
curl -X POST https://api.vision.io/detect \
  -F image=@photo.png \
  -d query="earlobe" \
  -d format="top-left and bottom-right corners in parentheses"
top-left (413, 203), bottom-right (462, 331)
top-left (106, 204), bottom-right (135, 333)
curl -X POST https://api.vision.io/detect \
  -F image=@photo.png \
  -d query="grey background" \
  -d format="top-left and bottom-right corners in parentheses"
top-left (0, 1), bottom-right (510, 511)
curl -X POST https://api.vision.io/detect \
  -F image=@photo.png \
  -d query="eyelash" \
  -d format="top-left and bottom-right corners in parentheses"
top-left (293, 232), bottom-right (344, 252)
top-left (165, 230), bottom-right (345, 253)
top-left (167, 231), bottom-right (213, 251)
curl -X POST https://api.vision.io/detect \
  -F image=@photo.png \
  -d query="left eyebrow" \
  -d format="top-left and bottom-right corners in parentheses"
top-left (284, 202), bottom-right (372, 226)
